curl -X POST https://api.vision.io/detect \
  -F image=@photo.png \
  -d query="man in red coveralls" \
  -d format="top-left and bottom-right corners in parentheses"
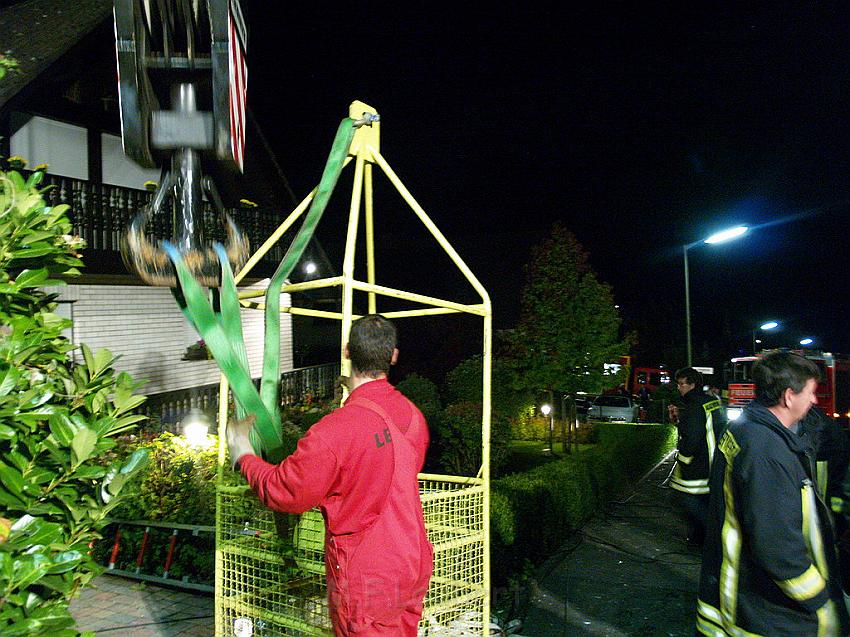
top-left (227, 314), bottom-right (433, 636)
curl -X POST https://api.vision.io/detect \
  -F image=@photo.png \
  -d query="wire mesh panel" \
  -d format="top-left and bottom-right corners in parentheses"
top-left (419, 478), bottom-right (486, 632)
top-left (216, 486), bottom-right (332, 636)
top-left (216, 477), bottom-right (485, 636)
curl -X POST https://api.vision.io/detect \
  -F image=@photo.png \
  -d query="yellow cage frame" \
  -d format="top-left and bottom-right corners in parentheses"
top-left (215, 101), bottom-right (492, 636)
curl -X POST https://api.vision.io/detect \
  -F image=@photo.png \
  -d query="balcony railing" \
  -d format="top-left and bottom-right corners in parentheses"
top-left (143, 362), bottom-right (341, 432)
top-left (33, 172), bottom-right (288, 269)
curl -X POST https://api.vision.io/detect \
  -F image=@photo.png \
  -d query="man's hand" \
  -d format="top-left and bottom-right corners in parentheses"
top-left (668, 404), bottom-right (679, 424)
top-left (227, 414), bottom-right (256, 469)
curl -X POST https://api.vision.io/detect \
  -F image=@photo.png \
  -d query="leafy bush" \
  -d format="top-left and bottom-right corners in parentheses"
top-left (397, 373), bottom-right (442, 426)
top-left (436, 401), bottom-right (512, 477)
top-left (109, 432), bottom-right (218, 524)
top-left (490, 423), bottom-right (676, 583)
top-left (445, 354), bottom-right (532, 420)
top-left (0, 169), bottom-right (149, 635)
top-left (509, 414), bottom-right (549, 441)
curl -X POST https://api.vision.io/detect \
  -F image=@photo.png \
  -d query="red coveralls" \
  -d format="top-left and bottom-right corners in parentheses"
top-left (238, 379), bottom-right (433, 636)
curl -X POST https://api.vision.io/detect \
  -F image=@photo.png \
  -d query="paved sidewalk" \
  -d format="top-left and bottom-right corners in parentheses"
top-left (520, 453), bottom-right (702, 637)
top-left (70, 575), bottom-right (213, 636)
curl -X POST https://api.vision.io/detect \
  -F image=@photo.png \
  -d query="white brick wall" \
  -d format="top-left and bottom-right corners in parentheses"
top-left (42, 282), bottom-right (293, 395)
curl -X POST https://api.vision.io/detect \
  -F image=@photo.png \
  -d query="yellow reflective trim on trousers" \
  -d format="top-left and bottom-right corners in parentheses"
top-left (802, 483), bottom-right (830, 587)
top-left (697, 600), bottom-right (723, 625)
top-left (670, 476), bottom-right (709, 494)
top-left (817, 599), bottom-right (839, 637)
top-left (777, 564), bottom-right (826, 601)
top-left (696, 615), bottom-right (727, 637)
top-left (720, 459), bottom-right (742, 627)
top-left (698, 599), bottom-right (767, 637)
top-left (677, 452), bottom-right (694, 465)
top-left (816, 460), bottom-right (828, 501)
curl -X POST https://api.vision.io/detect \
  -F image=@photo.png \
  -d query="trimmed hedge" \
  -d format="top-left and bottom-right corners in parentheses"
top-left (490, 422), bottom-right (676, 583)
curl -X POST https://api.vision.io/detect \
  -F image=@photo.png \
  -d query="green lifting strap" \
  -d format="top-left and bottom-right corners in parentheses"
top-left (164, 118), bottom-right (356, 463)
top-left (259, 118), bottom-right (356, 413)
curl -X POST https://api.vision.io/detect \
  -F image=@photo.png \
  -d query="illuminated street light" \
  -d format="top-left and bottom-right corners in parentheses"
top-left (540, 404), bottom-right (552, 416)
top-left (704, 226), bottom-right (749, 244)
top-left (683, 225), bottom-right (750, 365)
top-left (753, 321), bottom-right (779, 354)
top-left (800, 337), bottom-right (814, 346)
top-left (304, 261), bottom-right (317, 275)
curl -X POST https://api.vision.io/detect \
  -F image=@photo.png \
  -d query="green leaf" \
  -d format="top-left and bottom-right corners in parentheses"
top-left (27, 602), bottom-right (76, 630)
top-left (0, 461), bottom-right (25, 499)
top-left (10, 245), bottom-right (55, 259)
top-left (45, 551), bottom-right (83, 574)
top-left (120, 448), bottom-right (149, 475)
top-left (70, 427), bottom-right (97, 466)
top-left (112, 393), bottom-right (146, 417)
top-left (13, 268), bottom-right (48, 288)
top-left (80, 343), bottom-right (94, 373)
top-left (105, 413), bottom-right (147, 436)
top-left (12, 552), bottom-right (49, 590)
top-left (71, 465), bottom-right (105, 480)
top-left (0, 423), bottom-right (16, 440)
top-left (92, 348), bottom-right (116, 378)
top-left (0, 366), bottom-right (20, 397)
top-left (5, 450), bottom-right (28, 472)
top-left (48, 413), bottom-right (77, 446)
top-left (7, 518), bottom-right (62, 549)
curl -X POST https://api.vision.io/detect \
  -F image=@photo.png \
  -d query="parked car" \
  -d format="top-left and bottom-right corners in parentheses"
top-left (589, 395), bottom-right (640, 422)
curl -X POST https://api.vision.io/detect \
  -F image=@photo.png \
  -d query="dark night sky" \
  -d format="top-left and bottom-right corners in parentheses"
top-left (241, 3), bottom-right (850, 372)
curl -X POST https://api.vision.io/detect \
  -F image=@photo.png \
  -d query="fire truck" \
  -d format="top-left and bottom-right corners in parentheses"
top-left (726, 350), bottom-right (850, 424)
top-left (608, 356), bottom-right (671, 393)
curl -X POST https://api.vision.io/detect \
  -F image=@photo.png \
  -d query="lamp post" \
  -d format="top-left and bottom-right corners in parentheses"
top-left (752, 321), bottom-right (779, 354)
top-left (800, 337), bottom-right (814, 347)
top-left (541, 403), bottom-right (553, 454)
top-left (181, 407), bottom-right (213, 448)
top-left (683, 225), bottom-right (749, 366)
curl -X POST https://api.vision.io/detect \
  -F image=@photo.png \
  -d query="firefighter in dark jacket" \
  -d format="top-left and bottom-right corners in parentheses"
top-left (697, 352), bottom-right (850, 637)
top-left (669, 367), bottom-right (725, 545)
top-left (802, 405), bottom-right (850, 595)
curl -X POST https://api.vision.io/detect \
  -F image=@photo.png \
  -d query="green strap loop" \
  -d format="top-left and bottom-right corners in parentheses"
top-left (166, 243), bottom-right (285, 463)
top-left (259, 118), bottom-right (356, 412)
top-left (164, 118), bottom-right (355, 463)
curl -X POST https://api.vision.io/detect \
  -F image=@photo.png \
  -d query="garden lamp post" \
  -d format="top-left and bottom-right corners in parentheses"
top-left (541, 403), bottom-right (553, 453)
top-left (181, 407), bottom-right (213, 448)
top-left (683, 225), bottom-right (749, 366)
top-left (752, 321), bottom-right (779, 354)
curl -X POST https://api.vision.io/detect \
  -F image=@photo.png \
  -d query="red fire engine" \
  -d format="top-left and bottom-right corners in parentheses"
top-left (613, 356), bottom-right (671, 393)
top-left (727, 350), bottom-right (850, 424)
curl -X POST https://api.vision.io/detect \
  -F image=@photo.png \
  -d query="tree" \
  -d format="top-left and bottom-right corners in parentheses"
top-left (509, 223), bottom-right (631, 400)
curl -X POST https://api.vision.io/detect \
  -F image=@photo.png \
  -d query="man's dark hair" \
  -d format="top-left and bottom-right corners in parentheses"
top-left (753, 351), bottom-right (820, 406)
top-left (348, 314), bottom-right (397, 377)
top-left (675, 367), bottom-right (702, 387)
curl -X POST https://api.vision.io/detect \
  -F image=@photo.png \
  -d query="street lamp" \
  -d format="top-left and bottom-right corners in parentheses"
top-left (752, 321), bottom-right (779, 354)
top-left (800, 337), bottom-right (814, 346)
top-left (683, 225), bottom-right (749, 365)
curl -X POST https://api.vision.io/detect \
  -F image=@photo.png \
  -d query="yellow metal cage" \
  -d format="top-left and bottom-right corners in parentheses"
top-left (215, 101), bottom-right (492, 636)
